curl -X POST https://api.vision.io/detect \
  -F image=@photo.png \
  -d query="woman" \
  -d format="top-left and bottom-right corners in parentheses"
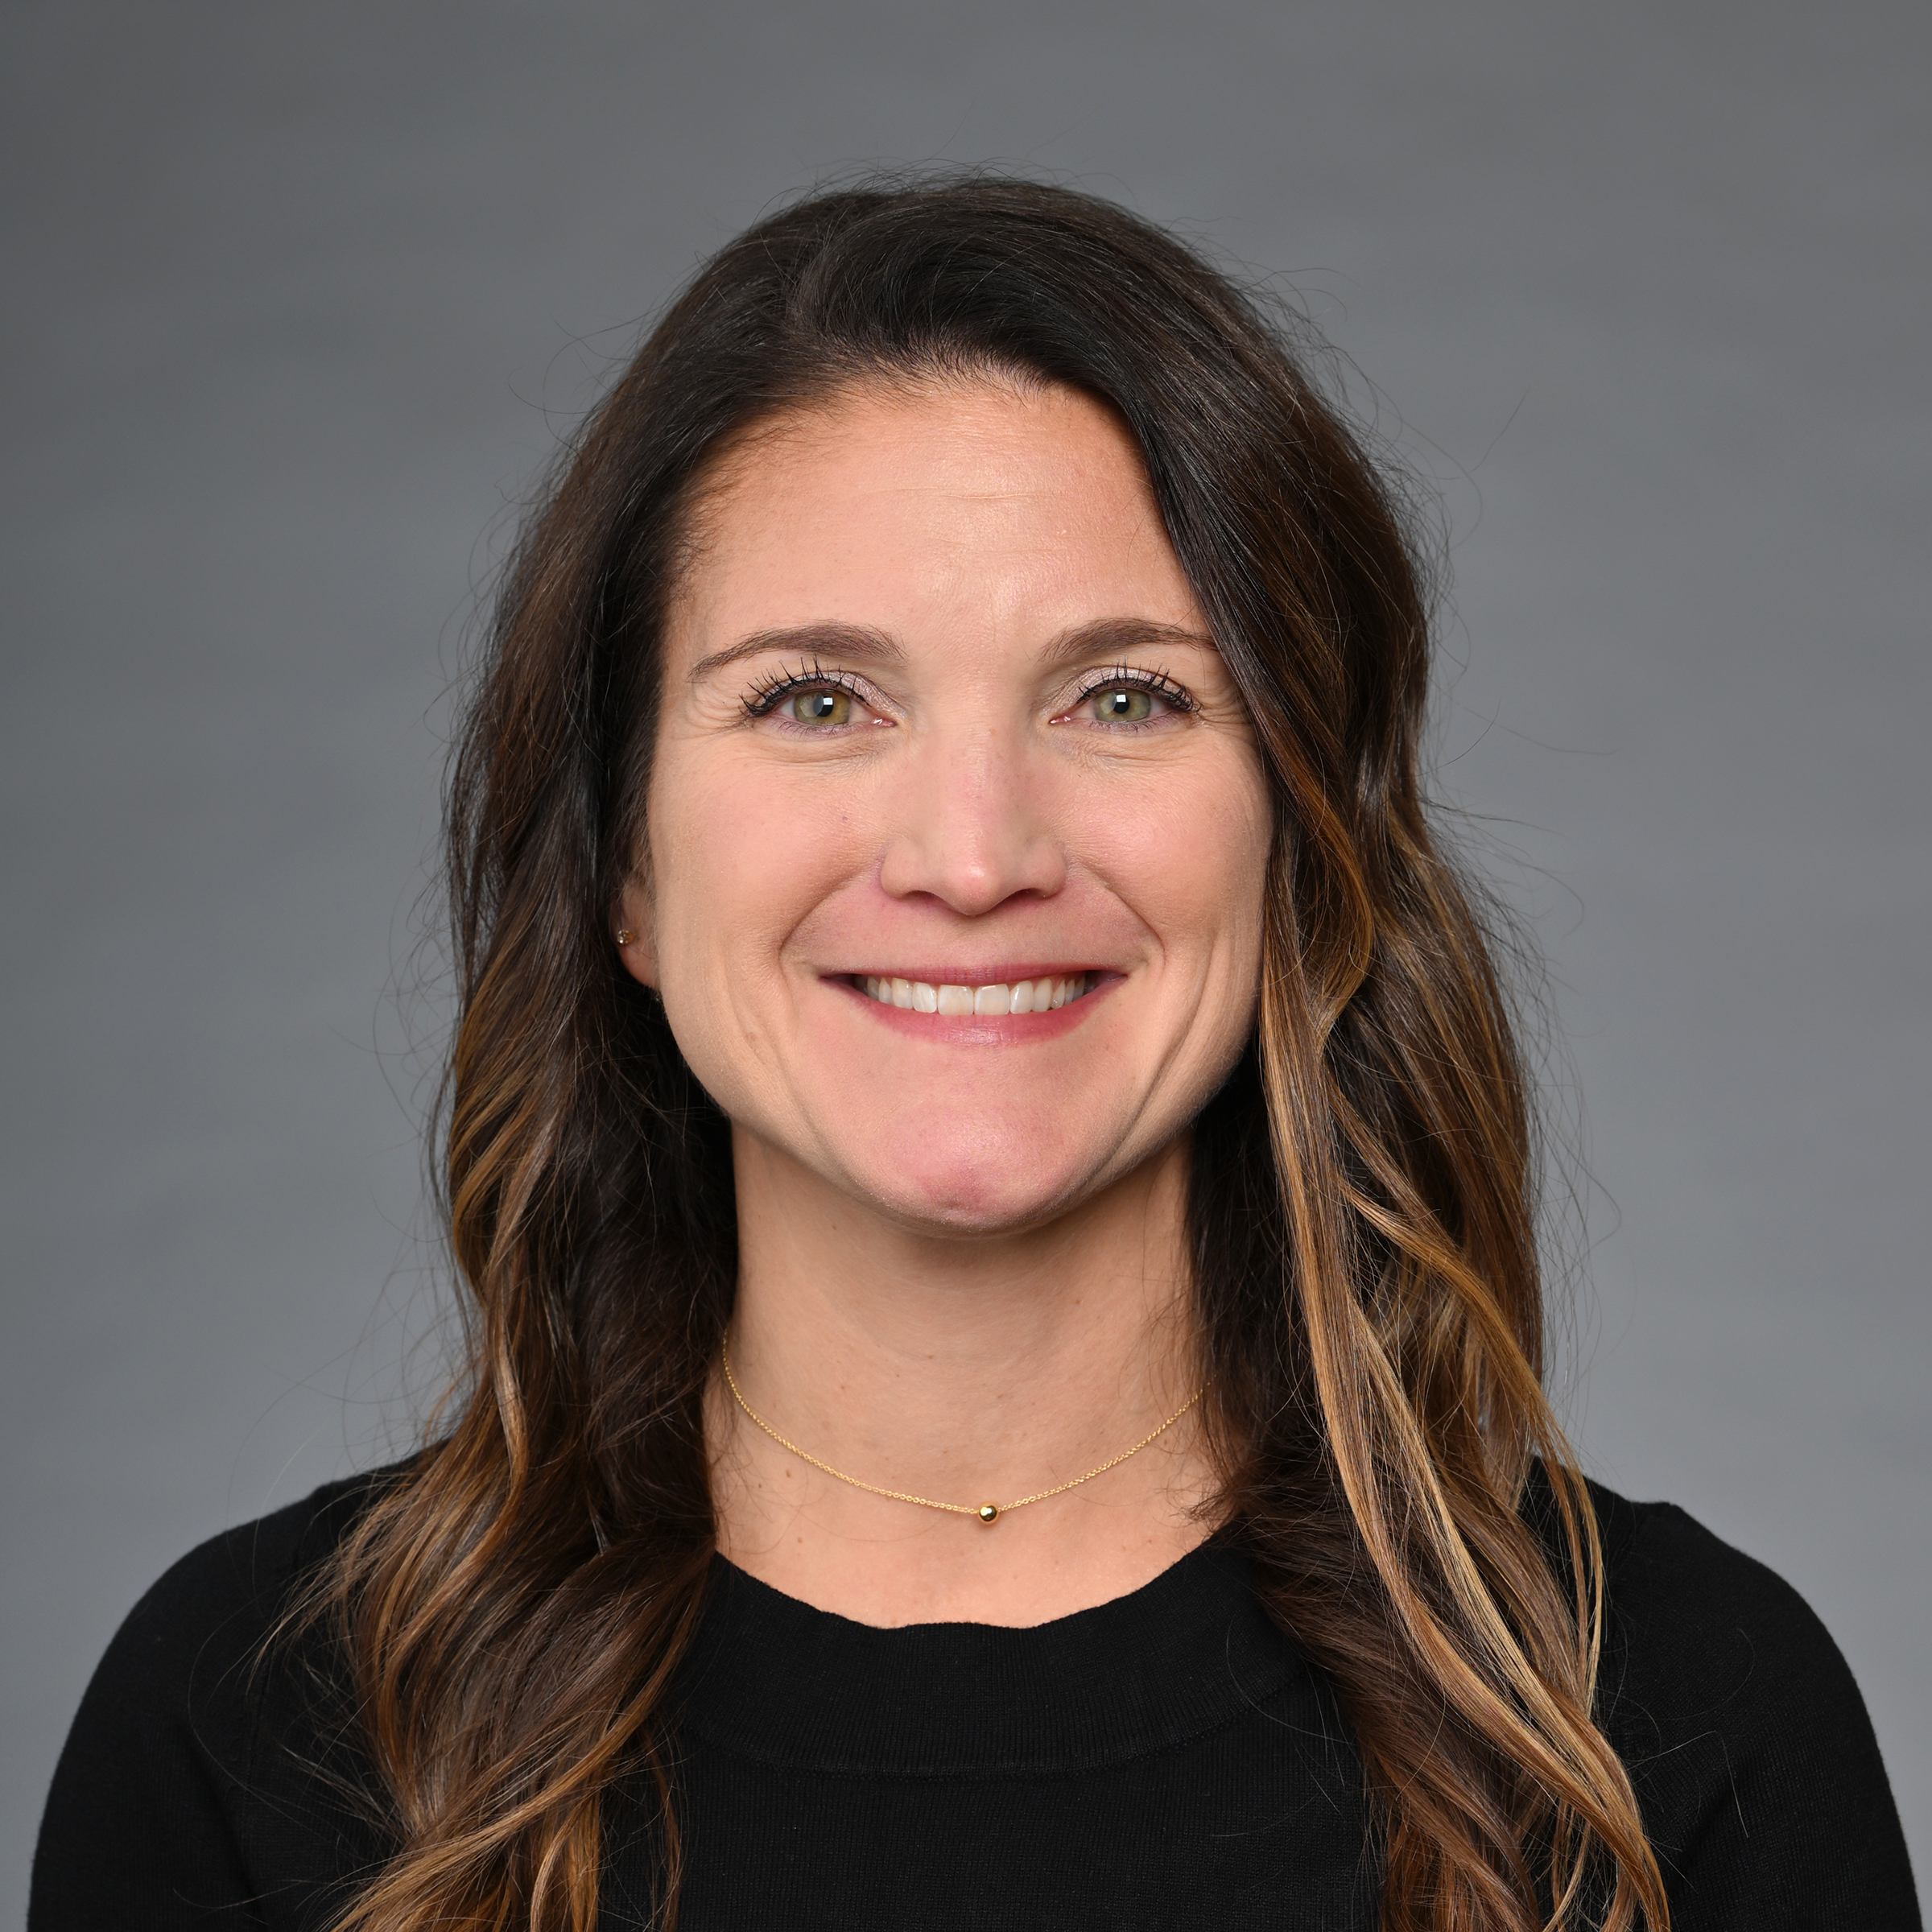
top-left (31, 177), bottom-right (1918, 1931)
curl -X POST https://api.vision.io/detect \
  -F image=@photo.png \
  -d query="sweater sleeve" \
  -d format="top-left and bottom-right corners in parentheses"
top-left (1597, 1491), bottom-right (1921, 1930)
top-left (29, 1480), bottom-right (389, 1932)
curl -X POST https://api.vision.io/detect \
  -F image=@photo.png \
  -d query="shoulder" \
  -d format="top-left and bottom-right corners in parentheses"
top-left (1587, 1478), bottom-right (1862, 1733)
top-left (1580, 1479), bottom-right (1921, 1930)
top-left (31, 1468), bottom-right (398, 1931)
top-left (66, 1466), bottom-right (390, 1756)
top-left (103, 1468), bottom-right (379, 1670)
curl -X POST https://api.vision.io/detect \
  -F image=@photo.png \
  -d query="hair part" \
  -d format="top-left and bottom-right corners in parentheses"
top-left (311, 172), bottom-right (1667, 1932)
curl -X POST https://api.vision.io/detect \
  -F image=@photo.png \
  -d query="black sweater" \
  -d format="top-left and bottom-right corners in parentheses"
top-left (31, 1473), bottom-right (1921, 1930)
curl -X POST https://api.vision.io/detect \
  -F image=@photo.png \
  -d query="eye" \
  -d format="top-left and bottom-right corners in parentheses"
top-left (1090, 686), bottom-right (1155, 724)
top-left (1061, 667), bottom-right (1195, 731)
top-left (786, 687), bottom-right (851, 726)
top-left (743, 663), bottom-right (882, 733)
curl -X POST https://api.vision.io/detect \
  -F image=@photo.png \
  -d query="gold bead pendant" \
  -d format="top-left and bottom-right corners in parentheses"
top-left (977, 1503), bottom-right (1000, 1523)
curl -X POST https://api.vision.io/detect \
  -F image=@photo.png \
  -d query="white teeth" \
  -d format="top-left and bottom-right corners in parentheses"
top-left (857, 972), bottom-right (1089, 1014)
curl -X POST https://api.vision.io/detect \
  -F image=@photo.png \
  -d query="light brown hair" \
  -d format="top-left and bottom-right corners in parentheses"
top-left (316, 175), bottom-right (1666, 1930)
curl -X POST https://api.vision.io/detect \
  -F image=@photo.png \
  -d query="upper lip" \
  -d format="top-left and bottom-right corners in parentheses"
top-left (831, 964), bottom-right (1107, 985)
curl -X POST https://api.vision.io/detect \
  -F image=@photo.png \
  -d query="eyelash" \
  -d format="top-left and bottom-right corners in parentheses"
top-left (739, 660), bottom-right (1198, 724)
top-left (1070, 664), bottom-right (1197, 719)
top-left (741, 659), bottom-right (873, 720)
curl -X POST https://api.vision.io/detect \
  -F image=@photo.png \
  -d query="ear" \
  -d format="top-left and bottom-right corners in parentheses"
top-left (613, 879), bottom-right (660, 989)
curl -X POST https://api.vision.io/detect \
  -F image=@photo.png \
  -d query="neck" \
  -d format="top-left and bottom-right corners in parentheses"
top-left (708, 1129), bottom-right (1216, 1627)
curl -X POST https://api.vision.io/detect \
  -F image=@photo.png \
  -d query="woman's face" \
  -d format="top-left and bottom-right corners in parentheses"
top-left (623, 378), bottom-right (1272, 1233)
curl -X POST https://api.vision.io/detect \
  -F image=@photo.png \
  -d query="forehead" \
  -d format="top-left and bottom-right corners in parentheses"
top-left (667, 378), bottom-right (1202, 653)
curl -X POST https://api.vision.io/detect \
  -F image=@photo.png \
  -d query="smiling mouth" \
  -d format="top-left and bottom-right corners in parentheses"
top-left (851, 972), bottom-right (1096, 1017)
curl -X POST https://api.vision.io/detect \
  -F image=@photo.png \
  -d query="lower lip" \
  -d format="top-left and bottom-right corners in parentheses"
top-left (834, 975), bottom-right (1117, 1042)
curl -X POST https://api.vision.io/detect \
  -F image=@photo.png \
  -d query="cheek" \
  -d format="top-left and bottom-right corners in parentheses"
top-left (1078, 758), bottom-right (1272, 990)
top-left (646, 748), bottom-right (863, 1006)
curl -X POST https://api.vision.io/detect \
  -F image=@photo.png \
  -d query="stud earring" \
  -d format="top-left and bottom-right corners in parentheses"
top-left (616, 928), bottom-right (637, 947)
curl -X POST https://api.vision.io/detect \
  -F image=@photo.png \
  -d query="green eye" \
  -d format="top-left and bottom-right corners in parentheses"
top-left (790, 688), bottom-right (851, 725)
top-left (1092, 686), bottom-right (1154, 724)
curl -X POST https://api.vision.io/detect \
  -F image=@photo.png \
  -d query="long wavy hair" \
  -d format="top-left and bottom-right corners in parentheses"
top-left (316, 176), bottom-right (1667, 1931)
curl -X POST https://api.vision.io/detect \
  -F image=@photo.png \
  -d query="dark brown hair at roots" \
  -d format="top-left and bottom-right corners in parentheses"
top-left (310, 175), bottom-right (1669, 1931)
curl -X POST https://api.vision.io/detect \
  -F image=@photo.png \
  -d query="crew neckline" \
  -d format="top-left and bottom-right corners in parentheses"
top-left (672, 1539), bottom-right (1301, 1776)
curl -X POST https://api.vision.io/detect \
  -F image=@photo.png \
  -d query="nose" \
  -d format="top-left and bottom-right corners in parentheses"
top-left (875, 720), bottom-right (1067, 915)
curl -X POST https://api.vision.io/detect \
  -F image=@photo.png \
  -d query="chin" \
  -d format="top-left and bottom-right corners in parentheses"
top-left (841, 1132), bottom-right (1105, 1236)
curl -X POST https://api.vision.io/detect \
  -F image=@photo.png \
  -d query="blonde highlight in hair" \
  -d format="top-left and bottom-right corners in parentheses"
top-left (306, 175), bottom-right (1669, 1931)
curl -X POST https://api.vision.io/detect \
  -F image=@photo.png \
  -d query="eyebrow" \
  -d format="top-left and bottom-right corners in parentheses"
top-left (687, 616), bottom-right (1215, 685)
top-left (1040, 617), bottom-right (1216, 666)
top-left (687, 624), bottom-right (905, 685)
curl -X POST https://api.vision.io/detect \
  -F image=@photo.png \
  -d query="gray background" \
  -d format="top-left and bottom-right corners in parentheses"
top-left (4, 0), bottom-right (1926, 1913)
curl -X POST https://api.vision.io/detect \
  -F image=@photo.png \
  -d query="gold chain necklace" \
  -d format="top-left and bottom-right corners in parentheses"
top-left (720, 1336), bottom-right (1203, 1525)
